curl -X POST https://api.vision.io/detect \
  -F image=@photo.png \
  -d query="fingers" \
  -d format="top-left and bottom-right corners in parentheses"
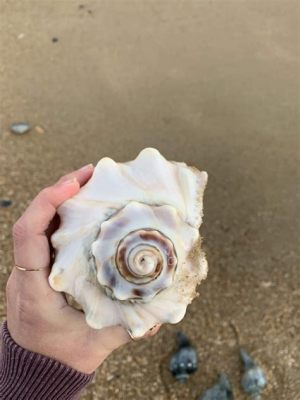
top-left (11, 164), bottom-right (94, 289)
top-left (132, 324), bottom-right (162, 341)
top-left (14, 164), bottom-right (94, 239)
top-left (62, 308), bottom-right (131, 356)
top-left (11, 179), bottom-right (80, 302)
top-left (90, 325), bottom-right (131, 363)
top-left (57, 164), bottom-right (94, 186)
top-left (14, 179), bottom-right (79, 239)
top-left (46, 164), bottom-right (94, 239)
top-left (145, 324), bottom-right (161, 337)
top-left (87, 323), bottom-right (161, 363)
top-left (97, 323), bottom-right (161, 347)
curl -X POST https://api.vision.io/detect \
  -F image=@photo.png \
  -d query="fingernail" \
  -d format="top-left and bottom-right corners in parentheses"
top-left (79, 163), bottom-right (93, 171)
top-left (61, 177), bottom-right (78, 186)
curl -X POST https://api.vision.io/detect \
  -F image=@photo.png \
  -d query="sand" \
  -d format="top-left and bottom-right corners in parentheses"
top-left (0, 1), bottom-right (299, 399)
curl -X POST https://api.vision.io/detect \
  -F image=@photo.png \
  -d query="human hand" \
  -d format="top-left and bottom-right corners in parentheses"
top-left (6, 164), bottom-right (160, 374)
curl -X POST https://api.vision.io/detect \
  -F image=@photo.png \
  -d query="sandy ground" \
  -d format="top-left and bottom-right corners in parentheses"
top-left (0, 0), bottom-right (299, 399)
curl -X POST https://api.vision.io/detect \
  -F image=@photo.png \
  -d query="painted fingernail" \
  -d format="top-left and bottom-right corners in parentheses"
top-left (79, 163), bottom-right (93, 171)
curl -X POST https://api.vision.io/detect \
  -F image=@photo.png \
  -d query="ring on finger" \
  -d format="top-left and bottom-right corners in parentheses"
top-left (15, 265), bottom-right (47, 272)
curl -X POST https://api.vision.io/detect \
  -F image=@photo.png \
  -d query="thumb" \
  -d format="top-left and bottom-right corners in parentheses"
top-left (12, 178), bottom-right (80, 296)
top-left (88, 325), bottom-right (131, 360)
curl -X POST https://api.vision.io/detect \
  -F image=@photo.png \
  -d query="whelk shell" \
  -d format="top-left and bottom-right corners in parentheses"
top-left (49, 148), bottom-right (208, 338)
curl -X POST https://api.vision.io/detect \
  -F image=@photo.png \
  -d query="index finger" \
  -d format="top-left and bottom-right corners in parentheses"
top-left (15, 164), bottom-right (94, 237)
top-left (10, 164), bottom-right (94, 300)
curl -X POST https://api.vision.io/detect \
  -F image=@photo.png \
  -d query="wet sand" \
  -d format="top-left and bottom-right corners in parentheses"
top-left (0, 1), bottom-right (299, 399)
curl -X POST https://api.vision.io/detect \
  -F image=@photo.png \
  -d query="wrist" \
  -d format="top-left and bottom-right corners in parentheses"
top-left (7, 318), bottom-right (107, 374)
top-left (1, 321), bottom-right (95, 399)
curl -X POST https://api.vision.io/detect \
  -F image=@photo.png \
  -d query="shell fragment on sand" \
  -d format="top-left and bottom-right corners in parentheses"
top-left (10, 122), bottom-right (31, 135)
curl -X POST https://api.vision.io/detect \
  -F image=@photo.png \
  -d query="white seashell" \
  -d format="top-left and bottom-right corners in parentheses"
top-left (49, 148), bottom-right (208, 338)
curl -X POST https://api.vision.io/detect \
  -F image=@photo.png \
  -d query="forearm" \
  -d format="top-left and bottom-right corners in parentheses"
top-left (0, 322), bottom-right (94, 400)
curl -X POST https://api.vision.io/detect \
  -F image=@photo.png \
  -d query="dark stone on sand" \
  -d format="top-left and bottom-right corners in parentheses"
top-left (198, 374), bottom-right (234, 400)
top-left (240, 349), bottom-right (267, 398)
top-left (0, 199), bottom-right (13, 208)
top-left (169, 332), bottom-right (198, 383)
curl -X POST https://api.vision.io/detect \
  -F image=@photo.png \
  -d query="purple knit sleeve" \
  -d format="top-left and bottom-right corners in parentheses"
top-left (0, 322), bottom-right (95, 400)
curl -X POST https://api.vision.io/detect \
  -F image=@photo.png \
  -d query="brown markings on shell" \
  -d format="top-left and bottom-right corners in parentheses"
top-left (98, 229), bottom-right (179, 301)
top-left (167, 257), bottom-right (176, 270)
top-left (118, 246), bottom-right (126, 263)
top-left (102, 260), bottom-right (118, 289)
top-left (132, 288), bottom-right (144, 297)
top-left (154, 260), bottom-right (162, 274)
top-left (139, 230), bottom-right (177, 272)
top-left (115, 229), bottom-right (177, 285)
top-left (116, 241), bottom-right (163, 284)
top-left (109, 275), bottom-right (117, 288)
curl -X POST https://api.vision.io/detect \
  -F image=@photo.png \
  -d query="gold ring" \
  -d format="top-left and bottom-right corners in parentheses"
top-left (15, 265), bottom-right (45, 272)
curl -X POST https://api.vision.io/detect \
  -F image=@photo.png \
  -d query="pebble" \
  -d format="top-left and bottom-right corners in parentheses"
top-left (35, 125), bottom-right (45, 134)
top-left (52, 37), bottom-right (59, 43)
top-left (240, 349), bottom-right (267, 399)
top-left (106, 375), bottom-right (113, 382)
top-left (260, 281), bottom-right (272, 288)
top-left (0, 199), bottom-right (12, 208)
top-left (10, 122), bottom-right (31, 135)
top-left (198, 373), bottom-right (234, 400)
top-left (169, 331), bottom-right (198, 383)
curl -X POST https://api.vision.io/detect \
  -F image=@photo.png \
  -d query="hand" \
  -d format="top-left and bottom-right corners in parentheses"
top-left (6, 164), bottom-right (160, 374)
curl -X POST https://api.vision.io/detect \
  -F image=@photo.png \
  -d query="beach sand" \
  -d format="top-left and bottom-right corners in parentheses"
top-left (0, 1), bottom-right (299, 398)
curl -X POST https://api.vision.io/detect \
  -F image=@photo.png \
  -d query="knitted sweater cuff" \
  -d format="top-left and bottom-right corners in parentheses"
top-left (0, 321), bottom-right (94, 400)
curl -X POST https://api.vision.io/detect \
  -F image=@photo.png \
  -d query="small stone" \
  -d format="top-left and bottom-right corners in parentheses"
top-left (35, 125), bottom-right (45, 134)
top-left (0, 199), bottom-right (12, 208)
top-left (198, 374), bottom-right (234, 400)
top-left (17, 33), bottom-right (25, 39)
top-left (10, 122), bottom-right (31, 135)
top-left (261, 281), bottom-right (272, 288)
top-left (240, 349), bottom-right (267, 398)
top-left (169, 332), bottom-right (198, 383)
top-left (52, 37), bottom-right (59, 43)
